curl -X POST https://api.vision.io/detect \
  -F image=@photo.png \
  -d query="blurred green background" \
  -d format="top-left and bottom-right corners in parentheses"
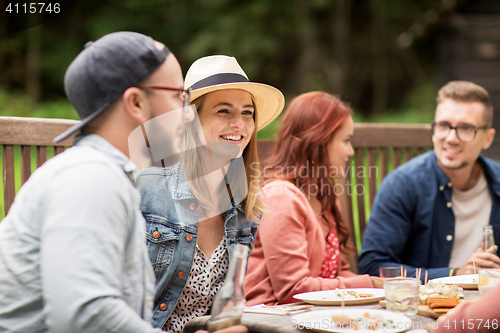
top-left (3, 0), bottom-right (498, 246)
top-left (0, 0), bottom-right (460, 138)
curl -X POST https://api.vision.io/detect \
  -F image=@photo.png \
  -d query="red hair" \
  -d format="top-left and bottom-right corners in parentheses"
top-left (264, 91), bottom-right (354, 252)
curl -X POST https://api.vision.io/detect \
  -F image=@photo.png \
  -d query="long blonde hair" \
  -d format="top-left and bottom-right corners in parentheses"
top-left (182, 92), bottom-right (265, 223)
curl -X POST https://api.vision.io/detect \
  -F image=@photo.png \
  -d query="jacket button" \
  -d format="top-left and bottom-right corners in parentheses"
top-left (152, 231), bottom-right (161, 239)
top-left (447, 182), bottom-right (452, 187)
top-left (439, 186), bottom-right (444, 191)
top-left (178, 272), bottom-right (185, 279)
top-left (186, 234), bottom-right (193, 242)
top-left (159, 303), bottom-right (167, 311)
top-left (446, 202), bottom-right (452, 208)
top-left (446, 235), bottom-right (453, 241)
top-left (189, 202), bottom-right (196, 210)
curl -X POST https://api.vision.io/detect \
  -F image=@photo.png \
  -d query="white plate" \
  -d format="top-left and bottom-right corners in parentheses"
top-left (291, 309), bottom-right (412, 333)
top-left (430, 274), bottom-right (478, 289)
top-left (293, 288), bottom-right (385, 306)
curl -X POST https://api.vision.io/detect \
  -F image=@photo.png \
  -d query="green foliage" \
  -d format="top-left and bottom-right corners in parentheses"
top-left (0, 90), bottom-right (34, 117)
top-left (30, 100), bottom-right (78, 119)
top-left (353, 81), bottom-right (437, 124)
top-left (0, 0), bottom-right (445, 120)
top-left (258, 81), bottom-right (438, 140)
top-left (257, 113), bottom-right (284, 139)
top-left (0, 89), bottom-right (77, 119)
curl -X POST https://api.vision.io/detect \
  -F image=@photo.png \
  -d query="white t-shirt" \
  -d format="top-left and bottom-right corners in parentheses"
top-left (449, 170), bottom-right (491, 268)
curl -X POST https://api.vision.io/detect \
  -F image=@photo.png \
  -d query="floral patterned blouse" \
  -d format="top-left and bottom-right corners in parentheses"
top-left (163, 237), bottom-right (228, 333)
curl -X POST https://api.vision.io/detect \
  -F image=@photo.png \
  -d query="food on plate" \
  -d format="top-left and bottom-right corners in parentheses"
top-left (419, 281), bottom-right (464, 305)
top-left (418, 282), bottom-right (463, 314)
top-left (427, 297), bottom-right (460, 308)
top-left (331, 314), bottom-right (356, 327)
top-left (331, 312), bottom-right (396, 330)
top-left (322, 289), bottom-right (375, 300)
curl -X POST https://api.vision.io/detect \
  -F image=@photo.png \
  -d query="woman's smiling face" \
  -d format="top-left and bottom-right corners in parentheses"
top-left (197, 89), bottom-right (256, 153)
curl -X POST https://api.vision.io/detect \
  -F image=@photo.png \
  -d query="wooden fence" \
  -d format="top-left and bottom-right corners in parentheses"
top-left (1, 117), bottom-right (433, 257)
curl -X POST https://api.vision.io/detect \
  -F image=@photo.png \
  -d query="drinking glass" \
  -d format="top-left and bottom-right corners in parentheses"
top-left (483, 225), bottom-right (496, 254)
top-left (379, 266), bottom-right (407, 278)
top-left (478, 269), bottom-right (500, 296)
top-left (384, 278), bottom-right (420, 317)
top-left (207, 244), bottom-right (248, 332)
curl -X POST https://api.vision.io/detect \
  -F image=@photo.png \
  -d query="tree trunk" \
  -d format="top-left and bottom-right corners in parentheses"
top-left (292, 0), bottom-right (321, 94)
top-left (371, 0), bottom-right (388, 115)
top-left (326, 0), bottom-right (351, 95)
top-left (0, 0), bottom-right (7, 86)
top-left (26, 17), bottom-right (42, 105)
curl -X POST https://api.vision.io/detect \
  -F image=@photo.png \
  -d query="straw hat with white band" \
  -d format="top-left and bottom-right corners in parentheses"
top-left (184, 55), bottom-right (285, 131)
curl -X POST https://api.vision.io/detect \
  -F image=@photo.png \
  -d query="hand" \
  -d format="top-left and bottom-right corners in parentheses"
top-left (196, 325), bottom-right (248, 333)
top-left (370, 276), bottom-right (384, 288)
top-left (456, 245), bottom-right (500, 275)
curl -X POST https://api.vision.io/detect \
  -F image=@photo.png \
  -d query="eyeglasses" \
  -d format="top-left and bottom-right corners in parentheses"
top-left (431, 121), bottom-right (489, 143)
top-left (137, 85), bottom-right (191, 111)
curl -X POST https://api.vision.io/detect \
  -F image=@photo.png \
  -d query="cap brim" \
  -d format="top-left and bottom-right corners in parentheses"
top-left (189, 82), bottom-right (284, 131)
top-left (53, 106), bottom-right (107, 143)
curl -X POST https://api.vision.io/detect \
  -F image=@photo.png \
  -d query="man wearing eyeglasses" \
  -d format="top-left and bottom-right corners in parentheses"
top-left (0, 32), bottom-right (247, 333)
top-left (0, 31), bottom-right (186, 333)
top-left (358, 81), bottom-right (500, 281)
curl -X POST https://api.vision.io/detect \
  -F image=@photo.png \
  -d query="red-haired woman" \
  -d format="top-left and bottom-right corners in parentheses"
top-left (244, 91), bottom-right (383, 306)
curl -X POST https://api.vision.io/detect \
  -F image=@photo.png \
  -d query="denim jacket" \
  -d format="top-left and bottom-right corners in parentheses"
top-left (136, 163), bottom-right (258, 329)
top-left (358, 150), bottom-right (500, 281)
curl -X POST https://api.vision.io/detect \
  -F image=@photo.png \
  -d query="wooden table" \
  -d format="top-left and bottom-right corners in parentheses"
top-left (183, 290), bottom-right (479, 333)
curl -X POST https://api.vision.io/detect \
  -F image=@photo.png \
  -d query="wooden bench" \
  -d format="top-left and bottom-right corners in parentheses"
top-left (0, 117), bottom-right (77, 218)
top-left (1, 117), bottom-right (433, 256)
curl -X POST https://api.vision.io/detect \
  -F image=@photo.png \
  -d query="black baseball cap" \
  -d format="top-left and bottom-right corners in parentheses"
top-left (53, 31), bottom-right (170, 143)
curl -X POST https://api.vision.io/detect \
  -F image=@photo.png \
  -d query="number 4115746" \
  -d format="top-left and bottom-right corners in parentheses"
top-left (442, 319), bottom-right (498, 330)
top-left (5, 3), bottom-right (61, 14)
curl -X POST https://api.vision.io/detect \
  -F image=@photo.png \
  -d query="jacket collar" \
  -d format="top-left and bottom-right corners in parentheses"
top-left (478, 154), bottom-right (500, 196)
top-left (431, 150), bottom-right (500, 196)
top-left (173, 163), bottom-right (196, 200)
top-left (172, 162), bottom-right (246, 213)
top-left (73, 132), bottom-right (137, 175)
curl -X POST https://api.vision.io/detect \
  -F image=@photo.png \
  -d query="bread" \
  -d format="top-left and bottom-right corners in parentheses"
top-left (427, 297), bottom-right (459, 309)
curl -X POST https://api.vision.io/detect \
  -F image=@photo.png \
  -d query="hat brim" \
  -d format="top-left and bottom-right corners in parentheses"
top-left (189, 82), bottom-right (284, 131)
top-left (53, 104), bottom-right (108, 143)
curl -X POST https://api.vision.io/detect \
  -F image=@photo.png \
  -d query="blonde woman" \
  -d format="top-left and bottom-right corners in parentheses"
top-left (136, 56), bottom-right (284, 332)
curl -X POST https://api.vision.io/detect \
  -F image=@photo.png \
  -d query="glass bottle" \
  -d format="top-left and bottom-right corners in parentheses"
top-left (483, 225), bottom-right (496, 254)
top-left (207, 244), bottom-right (249, 332)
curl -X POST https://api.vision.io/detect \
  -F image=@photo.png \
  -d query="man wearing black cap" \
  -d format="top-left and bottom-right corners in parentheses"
top-left (0, 32), bottom-right (211, 333)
